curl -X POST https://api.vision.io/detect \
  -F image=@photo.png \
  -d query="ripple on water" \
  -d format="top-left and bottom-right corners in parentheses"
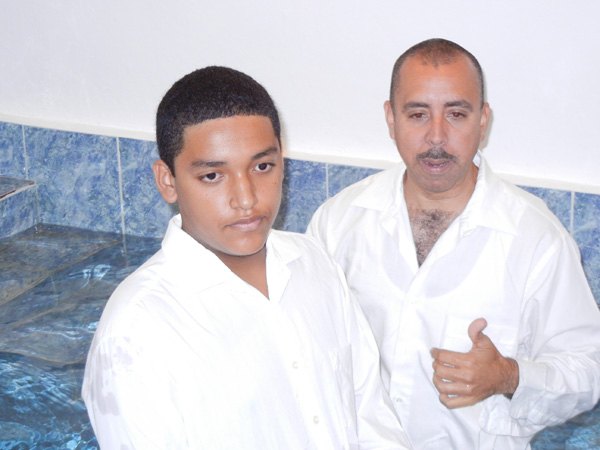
top-left (0, 353), bottom-right (97, 448)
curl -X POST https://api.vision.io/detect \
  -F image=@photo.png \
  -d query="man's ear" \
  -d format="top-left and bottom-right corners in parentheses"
top-left (383, 100), bottom-right (396, 140)
top-left (153, 159), bottom-right (178, 204)
top-left (479, 102), bottom-right (491, 143)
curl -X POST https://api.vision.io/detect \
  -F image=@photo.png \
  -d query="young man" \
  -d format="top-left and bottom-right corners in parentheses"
top-left (308, 39), bottom-right (600, 449)
top-left (82, 66), bottom-right (410, 449)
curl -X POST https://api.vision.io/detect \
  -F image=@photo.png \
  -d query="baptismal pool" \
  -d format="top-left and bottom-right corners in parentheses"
top-left (0, 224), bottom-right (598, 449)
top-left (0, 224), bottom-right (160, 449)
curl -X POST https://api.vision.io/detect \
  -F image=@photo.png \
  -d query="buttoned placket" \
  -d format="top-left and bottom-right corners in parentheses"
top-left (264, 249), bottom-right (338, 448)
top-left (268, 304), bottom-right (337, 448)
top-left (389, 213), bottom-right (468, 409)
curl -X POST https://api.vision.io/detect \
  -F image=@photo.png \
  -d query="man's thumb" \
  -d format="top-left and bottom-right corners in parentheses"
top-left (468, 318), bottom-right (488, 345)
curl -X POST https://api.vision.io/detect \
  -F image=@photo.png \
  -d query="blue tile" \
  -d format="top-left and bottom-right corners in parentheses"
top-left (0, 225), bottom-right (160, 361)
top-left (0, 176), bottom-right (34, 198)
top-left (0, 122), bottom-right (26, 178)
top-left (0, 280), bottom-right (116, 364)
top-left (119, 138), bottom-right (177, 238)
top-left (0, 254), bottom-right (48, 305)
top-left (0, 272), bottom-right (89, 334)
top-left (25, 127), bottom-right (122, 233)
top-left (274, 159), bottom-right (326, 233)
top-left (0, 225), bottom-right (119, 306)
top-left (328, 164), bottom-right (381, 198)
top-left (0, 186), bottom-right (38, 239)
top-left (520, 186), bottom-right (572, 232)
top-left (3, 226), bottom-right (113, 273)
top-left (573, 192), bottom-right (600, 304)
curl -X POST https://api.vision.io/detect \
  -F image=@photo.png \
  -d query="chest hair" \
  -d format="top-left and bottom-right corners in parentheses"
top-left (408, 208), bottom-right (458, 266)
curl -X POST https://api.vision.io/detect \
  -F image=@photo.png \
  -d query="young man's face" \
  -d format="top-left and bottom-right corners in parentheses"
top-left (154, 115), bottom-right (283, 262)
top-left (384, 55), bottom-right (490, 197)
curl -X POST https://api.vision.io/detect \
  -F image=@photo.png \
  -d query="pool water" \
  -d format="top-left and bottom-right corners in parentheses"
top-left (0, 224), bottom-right (598, 449)
top-left (0, 224), bottom-right (159, 449)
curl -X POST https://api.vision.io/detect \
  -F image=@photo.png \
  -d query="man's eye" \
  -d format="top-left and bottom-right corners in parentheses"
top-left (255, 162), bottom-right (273, 172)
top-left (200, 172), bottom-right (221, 182)
top-left (412, 113), bottom-right (424, 119)
top-left (450, 112), bottom-right (464, 118)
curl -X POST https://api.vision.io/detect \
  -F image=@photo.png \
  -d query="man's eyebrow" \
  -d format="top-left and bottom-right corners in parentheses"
top-left (187, 147), bottom-right (279, 169)
top-left (403, 102), bottom-right (429, 112)
top-left (402, 100), bottom-right (474, 112)
top-left (445, 100), bottom-right (473, 111)
top-left (189, 159), bottom-right (224, 169)
top-left (252, 147), bottom-right (279, 160)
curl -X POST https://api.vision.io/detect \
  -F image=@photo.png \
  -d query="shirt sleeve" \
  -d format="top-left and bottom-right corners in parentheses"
top-left (82, 323), bottom-right (185, 449)
top-left (480, 234), bottom-right (600, 436)
top-left (306, 203), bottom-right (326, 245)
top-left (336, 264), bottom-right (413, 449)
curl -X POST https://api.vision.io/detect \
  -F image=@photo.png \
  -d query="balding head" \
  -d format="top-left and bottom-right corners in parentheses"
top-left (389, 38), bottom-right (485, 110)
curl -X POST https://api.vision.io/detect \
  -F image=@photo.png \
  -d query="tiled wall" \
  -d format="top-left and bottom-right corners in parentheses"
top-left (1, 120), bottom-right (599, 302)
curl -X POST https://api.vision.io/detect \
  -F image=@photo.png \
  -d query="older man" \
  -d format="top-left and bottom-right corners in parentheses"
top-left (308, 38), bottom-right (600, 449)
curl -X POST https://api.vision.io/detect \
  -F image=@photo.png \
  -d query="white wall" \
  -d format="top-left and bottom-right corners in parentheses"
top-left (1, 0), bottom-right (599, 193)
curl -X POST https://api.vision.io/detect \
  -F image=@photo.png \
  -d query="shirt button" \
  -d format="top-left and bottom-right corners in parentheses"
top-left (292, 361), bottom-right (299, 369)
top-left (313, 416), bottom-right (320, 424)
top-left (394, 397), bottom-right (403, 403)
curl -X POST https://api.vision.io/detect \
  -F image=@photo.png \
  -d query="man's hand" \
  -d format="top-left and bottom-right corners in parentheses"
top-left (430, 318), bottom-right (519, 409)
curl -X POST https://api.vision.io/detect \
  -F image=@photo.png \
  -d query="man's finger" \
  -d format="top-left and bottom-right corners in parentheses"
top-left (439, 392), bottom-right (475, 409)
top-left (431, 347), bottom-right (465, 366)
top-left (468, 317), bottom-right (488, 346)
top-left (432, 359), bottom-right (459, 382)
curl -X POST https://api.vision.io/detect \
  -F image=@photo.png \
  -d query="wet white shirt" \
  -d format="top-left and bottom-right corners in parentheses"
top-left (308, 152), bottom-right (600, 450)
top-left (82, 215), bottom-right (410, 450)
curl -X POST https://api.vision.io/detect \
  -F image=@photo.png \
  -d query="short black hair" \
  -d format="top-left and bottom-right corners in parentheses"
top-left (389, 38), bottom-right (485, 109)
top-left (156, 66), bottom-right (281, 174)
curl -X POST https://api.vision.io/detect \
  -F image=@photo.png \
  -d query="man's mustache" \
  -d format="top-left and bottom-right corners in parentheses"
top-left (417, 148), bottom-right (458, 162)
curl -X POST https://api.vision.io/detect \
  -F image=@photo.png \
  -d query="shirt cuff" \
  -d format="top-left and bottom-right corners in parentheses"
top-left (479, 359), bottom-right (547, 437)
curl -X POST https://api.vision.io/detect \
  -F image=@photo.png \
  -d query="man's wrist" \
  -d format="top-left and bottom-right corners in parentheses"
top-left (503, 357), bottom-right (520, 398)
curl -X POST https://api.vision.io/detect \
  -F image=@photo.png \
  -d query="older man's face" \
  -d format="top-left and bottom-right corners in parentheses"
top-left (385, 55), bottom-right (490, 198)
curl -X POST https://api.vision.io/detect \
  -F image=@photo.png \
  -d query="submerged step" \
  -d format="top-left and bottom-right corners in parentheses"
top-left (0, 176), bottom-right (35, 199)
top-left (0, 176), bottom-right (38, 238)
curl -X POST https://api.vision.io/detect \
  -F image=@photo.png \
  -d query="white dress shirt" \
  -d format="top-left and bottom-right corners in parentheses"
top-left (82, 215), bottom-right (410, 450)
top-left (308, 152), bottom-right (600, 450)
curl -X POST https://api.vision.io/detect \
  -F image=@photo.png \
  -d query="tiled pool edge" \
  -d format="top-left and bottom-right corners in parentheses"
top-left (1, 120), bottom-right (598, 303)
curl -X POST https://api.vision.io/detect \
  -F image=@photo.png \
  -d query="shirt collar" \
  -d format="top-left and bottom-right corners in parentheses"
top-left (160, 215), bottom-right (302, 297)
top-left (460, 152), bottom-right (519, 236)
top-left (160, 215), bottom-right (231, 294)
top-left (349, 151), bottom-right (518, 236)
top-left (266, 230), bottom-right (302, 266)
top-left (263, 231), bottom-right (302, 304)
top-left (351, 162), bottom-right (406, 213)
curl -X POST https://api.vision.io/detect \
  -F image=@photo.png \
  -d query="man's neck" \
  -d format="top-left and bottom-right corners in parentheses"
top-left (403, 166), bottom-right (478, 212)
top-left (404, 167), bottom-right (478, 266)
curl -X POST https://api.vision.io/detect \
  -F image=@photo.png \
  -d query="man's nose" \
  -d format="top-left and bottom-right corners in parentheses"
top-left (230, 174), bottom-right (258, 210)
top-left (425, 115), bottom-right (448, 147)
